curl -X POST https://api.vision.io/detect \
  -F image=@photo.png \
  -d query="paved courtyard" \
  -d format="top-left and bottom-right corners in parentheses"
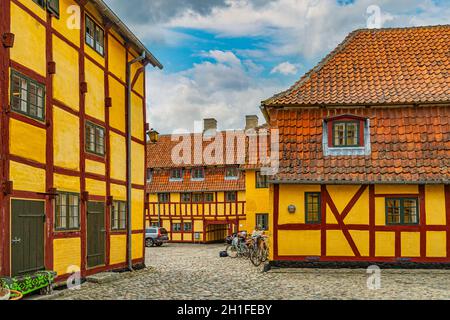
top-left (47, 243), bottom-right (449, 300)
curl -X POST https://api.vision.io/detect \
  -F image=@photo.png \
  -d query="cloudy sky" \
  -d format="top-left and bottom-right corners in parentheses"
top-left (104, 0), bottom-right (450, 133)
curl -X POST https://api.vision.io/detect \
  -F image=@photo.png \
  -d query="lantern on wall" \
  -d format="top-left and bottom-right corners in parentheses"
top-left (288, 205), bottom-right (296, 214)
top-left (147, 128), bottom-right (159, 143)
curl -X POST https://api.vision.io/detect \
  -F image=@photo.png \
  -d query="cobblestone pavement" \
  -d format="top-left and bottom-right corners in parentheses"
top-left (48, 243), bottom-right (449, 300)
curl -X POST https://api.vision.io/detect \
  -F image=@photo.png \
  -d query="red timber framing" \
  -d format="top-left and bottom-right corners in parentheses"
top-left (273, 184), bottom-right (450, 263)
top-left (0, 0), bottom-right (148, 278)
top-left (0, 0), bottom-right (12, 276)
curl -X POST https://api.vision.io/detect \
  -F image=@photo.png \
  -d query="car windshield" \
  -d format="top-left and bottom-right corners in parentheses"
top-left (146, 228), bottom-right (156, 233)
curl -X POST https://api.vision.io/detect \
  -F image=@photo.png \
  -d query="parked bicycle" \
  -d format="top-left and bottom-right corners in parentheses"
top-left (225, 232), bottom-right (250, 259)
top-left (249, 234), bottom-right (269, 266)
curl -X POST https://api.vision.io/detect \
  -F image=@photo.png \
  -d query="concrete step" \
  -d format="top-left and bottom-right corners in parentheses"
top-left (86, 272), bottom-right (120, 284)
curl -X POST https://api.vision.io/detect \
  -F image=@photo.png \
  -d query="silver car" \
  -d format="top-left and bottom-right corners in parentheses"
top-left (145, 227), bottom-right (169, 247)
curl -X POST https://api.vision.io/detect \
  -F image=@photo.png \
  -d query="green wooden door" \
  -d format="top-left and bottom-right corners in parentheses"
top-left (11, 200), bottom-right (45, 276)
top-left (87, 202), bottom-right (105, 268)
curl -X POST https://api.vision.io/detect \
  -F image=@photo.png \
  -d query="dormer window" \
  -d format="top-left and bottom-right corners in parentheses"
top-left (169, 168), bottom-right (183, 181)
top-left (332, 121), bottom-right (361, 147)
top-left (191, 167), bottom-right (205, 181)
top-left (225, 166), bottom-right (239, 180)
top-left (323, 114), bottom-right (370, 156)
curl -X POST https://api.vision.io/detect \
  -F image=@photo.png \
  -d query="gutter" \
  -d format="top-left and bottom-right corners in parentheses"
top-left (91, 0), bottom-right (163, 69)
top-left (126, 52), bottom-right (147, 271)
top-left (269, 180), bottom-right (450, 185)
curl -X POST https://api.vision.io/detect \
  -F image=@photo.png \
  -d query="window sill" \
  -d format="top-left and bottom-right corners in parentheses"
top-left (225, 177), bottom-right (239, 180)
top-left (169, 178), bottom-right (183, 182)
top-left (85, 150), bottom-right (106, 159)
top-left (191, 178), bottom-right (205, 182)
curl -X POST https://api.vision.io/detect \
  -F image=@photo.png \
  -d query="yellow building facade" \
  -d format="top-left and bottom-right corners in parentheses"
top-left (262, 26), bottom-right (450, 266)
top-left (0, 0), bottom-right (161, 279)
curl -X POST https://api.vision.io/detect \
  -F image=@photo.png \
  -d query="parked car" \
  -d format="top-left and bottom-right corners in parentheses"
top-left (145, 227), bottom-right (169, 247)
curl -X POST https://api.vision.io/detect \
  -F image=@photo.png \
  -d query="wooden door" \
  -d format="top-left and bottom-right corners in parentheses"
top-left (87, 202), bottom-right (105, 268)
top-left (11, 199), bottom-right (45, 276)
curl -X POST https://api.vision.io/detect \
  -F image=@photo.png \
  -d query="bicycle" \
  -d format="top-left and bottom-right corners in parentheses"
top-left (226, 234), bottom-right (249, 258)
top-left (249, 234), bottom-right (269, 266)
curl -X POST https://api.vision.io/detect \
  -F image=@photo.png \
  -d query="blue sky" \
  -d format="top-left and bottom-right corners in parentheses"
top-left (105, 0), bottom-right (450, 133)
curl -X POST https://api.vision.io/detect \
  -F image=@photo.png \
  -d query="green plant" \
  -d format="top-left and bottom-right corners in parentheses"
top-left (0, 280), bottom-right (11, 300)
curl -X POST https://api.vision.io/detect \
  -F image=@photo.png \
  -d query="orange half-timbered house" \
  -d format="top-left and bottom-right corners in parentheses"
top-left (0, 0), bottom-right (162, 279)
top-left (262, 25), bottom-right (450, 267)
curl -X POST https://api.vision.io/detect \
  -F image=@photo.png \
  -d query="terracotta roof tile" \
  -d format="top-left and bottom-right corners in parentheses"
top-left (264, 25), bottom-right (450, 107)
top-left (147, 167), bottom-right (245, 193)
top-left (146, 128), bottom-right (271, 193)
top-left (270, 106), bottom-right (450, 184)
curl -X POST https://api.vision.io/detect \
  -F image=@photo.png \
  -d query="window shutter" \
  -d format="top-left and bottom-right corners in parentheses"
top-left (47, 0), bottom-right (60, 18)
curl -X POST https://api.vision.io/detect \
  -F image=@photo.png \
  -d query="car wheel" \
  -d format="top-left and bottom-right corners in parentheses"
top-left (145, 238), bottom-right (154, 247)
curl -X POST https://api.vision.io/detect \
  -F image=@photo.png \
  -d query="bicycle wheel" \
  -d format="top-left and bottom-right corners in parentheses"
top-left (250, 246), bottom-right (262, 266)
top-left (226, 244), bottom-right (238, 258)
top-left (261, 242), bottom-right (269, 262)
top-left (241, 243), bottom-right (250, 259)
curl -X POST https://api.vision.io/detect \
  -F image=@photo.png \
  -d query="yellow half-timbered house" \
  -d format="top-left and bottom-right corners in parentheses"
top-left (262, 26), bottom-right (450, 267)
top-left (146, 117), bottom-right (272, 243)
top-left (0, 0), bottom-right (162, 279)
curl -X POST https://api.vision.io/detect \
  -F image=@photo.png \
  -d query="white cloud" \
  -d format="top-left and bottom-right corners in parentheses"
top-left (166, 0), bottom-right (450, 59)
top-left (145, 56), bottom-right (283, 134)
top-left (271, 61), bottom-right (299, 75)
top-left (199, 50), bottom-right (242, 66)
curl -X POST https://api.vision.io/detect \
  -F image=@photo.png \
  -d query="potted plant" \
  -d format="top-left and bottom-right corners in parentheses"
top-left (0, 282), bottom-right (11, 301)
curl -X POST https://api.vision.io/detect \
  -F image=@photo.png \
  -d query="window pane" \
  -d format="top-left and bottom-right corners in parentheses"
top-left (334, 123), bottom-right (345, 146)
top-left (86, 17), bottom-right (95, 47)
top-left (192, 194), bottom-right (202, 203)
top-left (403, 199), bottom-right (418, 224)
top-left (306, 193), bottom-right (321, 224)
top-left (346, 123), bottom-right (358, 145)
top-left (95, 26), bottom-right (104, 55)
top-left (256, 214), bottom-right (268, 230)
top-left (183, 223), bottom-right (192, 232)
top-left (192, 168), bottom-right (204, 179)
top-left (225, 167), bottom-right (238, 178)
top-left (204, 193), bottom-right (214, 202)
top-left (386, 199), bottom-right (401, 224)
top-left (181, 193), bottom-right (191, 203)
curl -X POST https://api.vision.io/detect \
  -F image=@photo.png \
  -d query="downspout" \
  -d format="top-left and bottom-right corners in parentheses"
top-left (126, 51), bottom-right (146, 271)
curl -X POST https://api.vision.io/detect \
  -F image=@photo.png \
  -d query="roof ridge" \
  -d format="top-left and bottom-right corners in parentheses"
top-left (262, 24), bottom-right (450, 107)
top-left (353, 24), bottom-right (450, 33)
top-left (262, 29), bottom-right (361, 106)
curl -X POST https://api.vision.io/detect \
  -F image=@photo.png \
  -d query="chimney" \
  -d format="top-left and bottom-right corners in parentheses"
top-left (203, 118), bottom-right (217, 136)
top-left (245, 115), bottom-right (259, 131)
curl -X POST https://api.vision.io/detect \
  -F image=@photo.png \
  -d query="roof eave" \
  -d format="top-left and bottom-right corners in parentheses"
top-left (269, 179), bottom-right (450, 185)
top-left (91, 0), bottom-right (163, 69)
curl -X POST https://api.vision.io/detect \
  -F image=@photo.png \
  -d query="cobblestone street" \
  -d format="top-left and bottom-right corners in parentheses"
top-left (48, 243), bottom-right (450, 300)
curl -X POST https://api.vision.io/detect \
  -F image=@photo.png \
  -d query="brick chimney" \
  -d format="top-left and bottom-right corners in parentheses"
top-left (203, 118), bottom-right (217, 136)
top-left (245, 115), bottom-right (259, 130)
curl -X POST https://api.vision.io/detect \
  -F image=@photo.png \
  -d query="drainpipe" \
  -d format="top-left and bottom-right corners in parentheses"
top-left (126, 51), bottom-right (146, 271)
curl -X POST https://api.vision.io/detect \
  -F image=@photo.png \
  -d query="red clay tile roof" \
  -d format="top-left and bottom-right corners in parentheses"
top-left (147, 133), bottom-right (245, 169)
top-left (147, 167), bottom-right (245, 193)
top-left (146, 131), bottom-right (271, 193)
top-left (264, 25), bottom-right (450, 107)
top-left (270, 106), bottom-right (450, 184)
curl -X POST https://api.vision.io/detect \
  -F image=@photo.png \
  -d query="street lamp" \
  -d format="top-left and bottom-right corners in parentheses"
top-left (147, 128), bottom-right (159, 143)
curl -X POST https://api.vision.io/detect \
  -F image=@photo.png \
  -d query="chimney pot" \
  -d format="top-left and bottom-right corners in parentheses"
top-left (245, 115), bottom-right (259, 130)
top-left (203, 118), bottom-right (217, 135)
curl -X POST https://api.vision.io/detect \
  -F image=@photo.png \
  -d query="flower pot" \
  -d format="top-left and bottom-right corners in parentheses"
top-left (0, 288), bottom-right (11, 301)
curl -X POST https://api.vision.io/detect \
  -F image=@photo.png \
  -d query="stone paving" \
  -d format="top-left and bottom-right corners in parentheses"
top-left (46, 243), bottom-right (449, 300)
